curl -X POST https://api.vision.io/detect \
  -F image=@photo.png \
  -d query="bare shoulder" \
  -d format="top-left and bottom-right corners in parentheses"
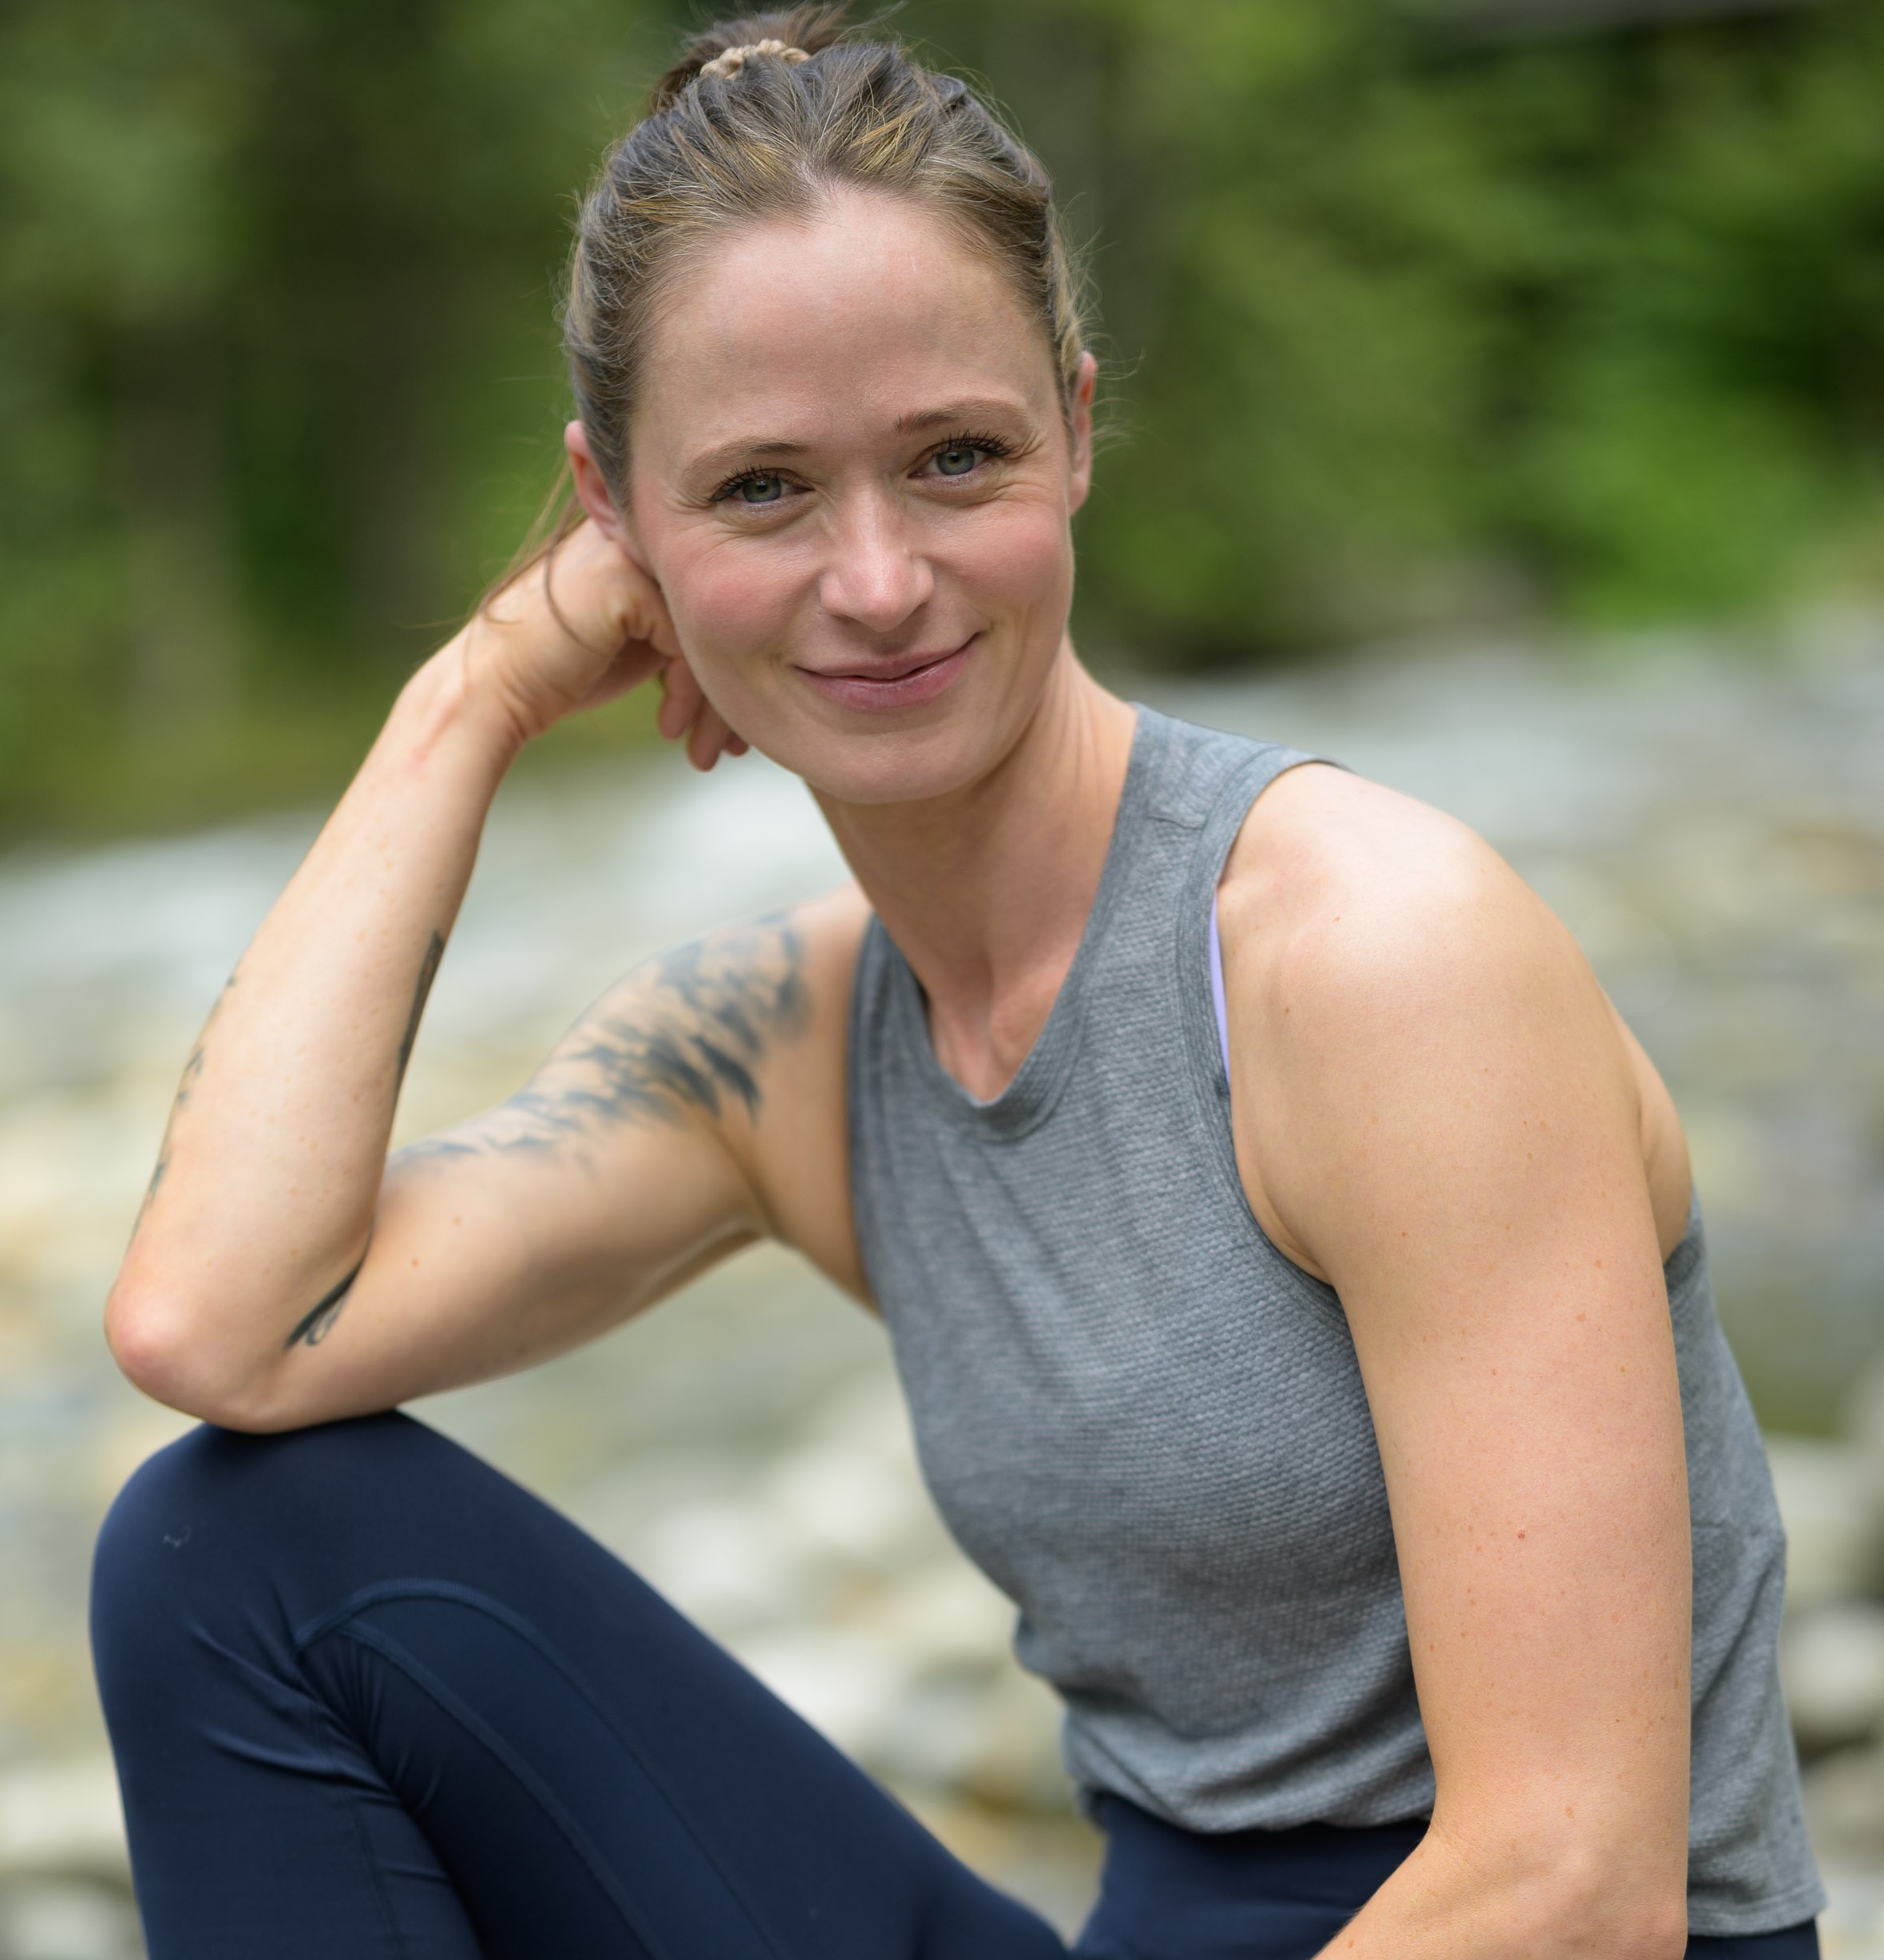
top-left (741, 890), bottom-right (874, 1301)
top-left (1221, 762), bottom-right (1526, 964)
top-left (1219, 762), bottom-right (1566, 1059)
top-left (731, 880), bottom-right (871, 1297)
top-left (1216, 762), bottom-right (1689, 1278)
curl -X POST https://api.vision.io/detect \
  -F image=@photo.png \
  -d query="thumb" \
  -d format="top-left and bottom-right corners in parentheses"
top-left (584, 549), bottom-right (677, 664)
top-left (621, 576), bottom-right (681, 663)
top-left (600, 530), bottom-right (680, 661)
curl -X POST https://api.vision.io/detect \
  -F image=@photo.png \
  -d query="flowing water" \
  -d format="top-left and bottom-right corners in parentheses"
top-left (0, 620), bottom-right (1879, 1956)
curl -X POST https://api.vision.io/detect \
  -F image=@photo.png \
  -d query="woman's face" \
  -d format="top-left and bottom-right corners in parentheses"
top-left (600, 188), bottom-right (1094, 807)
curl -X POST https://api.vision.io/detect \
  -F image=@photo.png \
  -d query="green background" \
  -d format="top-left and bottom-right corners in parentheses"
top-left (3, 0), bottom-right (1881, 835)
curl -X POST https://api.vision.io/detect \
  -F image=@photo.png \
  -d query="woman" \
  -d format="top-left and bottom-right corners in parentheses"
top-left (91, 10), bottom-right (1822, 1957)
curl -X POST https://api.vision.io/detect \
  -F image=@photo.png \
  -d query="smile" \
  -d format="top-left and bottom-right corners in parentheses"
top-left (795, 636), bottom-right (978, 713)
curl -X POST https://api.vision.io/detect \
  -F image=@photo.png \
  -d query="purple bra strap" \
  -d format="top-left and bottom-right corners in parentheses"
top-left (1208, 893), bottom-right (1231, 1081)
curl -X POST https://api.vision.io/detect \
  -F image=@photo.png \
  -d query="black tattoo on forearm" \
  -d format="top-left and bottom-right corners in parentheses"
top-left (392, 914), bottom-right (809, 1167)
top-left (397, 932), bottom-right (446, 1087)
top-left (136, 973), bottom-right (236, 1231)
top-left (284, 1240), bottom-right (371, 1348)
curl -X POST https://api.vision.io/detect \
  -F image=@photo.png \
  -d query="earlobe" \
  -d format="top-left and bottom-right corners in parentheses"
top-left (564, 421), bottom-right (628, 543)
top-left (1067, 350), bottom-right (1098, 513)
top-left (564, 419), bottom-right (669, 608)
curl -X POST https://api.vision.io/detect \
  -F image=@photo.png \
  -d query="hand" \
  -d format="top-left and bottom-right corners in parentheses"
top-left (458, 519), bottom-right (747, 769)
top-left (653, 654), bottom-right (750, 772)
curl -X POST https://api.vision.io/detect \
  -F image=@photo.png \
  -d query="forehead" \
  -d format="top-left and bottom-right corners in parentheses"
top-left (633, 188), bottom-right (1059, 469)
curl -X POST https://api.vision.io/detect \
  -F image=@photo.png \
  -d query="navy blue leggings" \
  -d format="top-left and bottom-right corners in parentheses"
top-left (91, 1412), bottom-right (1818, 1959)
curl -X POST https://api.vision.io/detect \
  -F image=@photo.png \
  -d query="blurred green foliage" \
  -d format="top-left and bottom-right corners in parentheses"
top-left (2, 0), bottom-right (1881, 833)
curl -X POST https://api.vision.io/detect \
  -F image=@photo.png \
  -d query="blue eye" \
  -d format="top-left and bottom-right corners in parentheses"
top-left (934, 446), bottom-right (980, 477)
top-left (733, 474), bottom-right (786, 505)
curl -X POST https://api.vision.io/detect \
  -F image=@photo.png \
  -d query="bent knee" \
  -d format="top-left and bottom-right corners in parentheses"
top-left (91, 1411), bottom-right (426, 1626)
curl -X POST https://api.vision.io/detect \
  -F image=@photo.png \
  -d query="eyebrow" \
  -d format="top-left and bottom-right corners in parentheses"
top-left (892, 398), bottom-right (1032, 434)
top-left (681, 398), bottom-right (1034, 485)
top-left (684, 437), bottom-right (811, 485)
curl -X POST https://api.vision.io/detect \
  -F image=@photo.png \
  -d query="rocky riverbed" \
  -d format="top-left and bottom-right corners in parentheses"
top-left (0, 618), bottom-right (1878, 1957)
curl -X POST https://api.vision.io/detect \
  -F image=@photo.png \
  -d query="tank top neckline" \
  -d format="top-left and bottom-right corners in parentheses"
top-left (875, 704), bottom-right (1168, 1141)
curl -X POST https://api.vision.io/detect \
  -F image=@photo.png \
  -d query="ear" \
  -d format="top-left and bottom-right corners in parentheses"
top-left (1065, 351), bottom-right (1098, 516)
top-left (565, 421), bottom-right (629, 544)
top-left (566, 417), bottom-right (671, 612)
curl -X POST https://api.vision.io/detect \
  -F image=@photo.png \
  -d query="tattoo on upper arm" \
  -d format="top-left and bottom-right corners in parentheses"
top-left (283, 1240), bottom-right (370, 1348)
top-left (392, 913), bottom-right (811, 1167)
top-left (397, 932), bottom-right (446, 1088)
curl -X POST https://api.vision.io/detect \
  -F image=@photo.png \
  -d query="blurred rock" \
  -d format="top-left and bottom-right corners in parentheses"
top-left (863, 1560), bottom-right (1017, 1667)
top-left (0, 1878), bottom-right (140, 1960)
top-left (629, 1496), bottom-right (820, 1630)
top-left (1846, 1364), bottom-right (1884, 1521)
top-left (1767, 1437), bottom-right (1878, 1612)
top-left (1785, 1606), bottom-right (1884, 1753)
top-left (736, 1624), bottom-right (919, 1758)
top-left (1821, 1870), bottom-right (1884, 1960)
top-left (0, 1759), bottom-right (135, 1960)
top-left (0, 1760), bottom-right (125, 1886)
top-left (1807, 1747), bottom-right (1884, 1872)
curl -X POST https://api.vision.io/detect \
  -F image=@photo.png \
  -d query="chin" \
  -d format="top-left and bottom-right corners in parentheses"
top-left (750, 710), bottom-right (1007, 810)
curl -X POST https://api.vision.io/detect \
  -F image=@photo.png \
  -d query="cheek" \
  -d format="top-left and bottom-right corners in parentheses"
top-left (948, 499), bottom-right (1073, 616)
top-left (643, 493), bottom-right (1073, 714)
top-left (660, 531), bottom-right (803, 666)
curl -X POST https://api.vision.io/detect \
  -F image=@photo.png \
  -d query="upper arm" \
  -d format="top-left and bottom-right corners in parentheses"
top-left (1221, 771), bottom-right (1692, 1893)
top-left (240, 891), bottom-right (867, 1429)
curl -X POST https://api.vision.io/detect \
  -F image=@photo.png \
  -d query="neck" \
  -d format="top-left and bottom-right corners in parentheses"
top-left (815, 642), bottom-right (1138, 1101)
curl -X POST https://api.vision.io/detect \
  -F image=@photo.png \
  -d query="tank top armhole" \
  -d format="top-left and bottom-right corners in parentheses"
top-left (1208, 894), bottom-right (1231, 1081)
top-left (1182, 745), bottom-right (1348, 1319)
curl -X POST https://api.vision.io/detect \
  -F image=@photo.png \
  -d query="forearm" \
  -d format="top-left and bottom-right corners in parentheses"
top-left (107, 633), bottom-right (521, 1415)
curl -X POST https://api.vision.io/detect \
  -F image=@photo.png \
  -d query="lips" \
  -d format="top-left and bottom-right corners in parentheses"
top-left (796, 635), bottom-right (977, 712)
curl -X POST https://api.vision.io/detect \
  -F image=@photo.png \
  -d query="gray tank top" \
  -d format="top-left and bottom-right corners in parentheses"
top-left (847, 706), bottom-right (1822, 1936)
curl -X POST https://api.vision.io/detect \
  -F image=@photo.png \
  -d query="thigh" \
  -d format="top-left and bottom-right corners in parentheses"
top-left (93, 1411), bottom-right (1066, 1960)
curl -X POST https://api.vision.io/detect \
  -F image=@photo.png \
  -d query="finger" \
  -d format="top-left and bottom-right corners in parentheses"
top-left (612, 580), bottom-right (677, 661)
top-left (686, 701), bottom-right (740, 773)
top-left (634, 589), bottom-right (682, 663)
top-left (657, 661), bottom-right (704, 743)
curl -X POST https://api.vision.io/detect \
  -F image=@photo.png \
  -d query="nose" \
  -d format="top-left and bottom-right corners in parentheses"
top-left (817, 490), bottom-right (934, 635)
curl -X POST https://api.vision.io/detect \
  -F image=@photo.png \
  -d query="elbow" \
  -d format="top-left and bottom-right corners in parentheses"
top-left (105, 1279), bottom-right (196, 1408)
top-left (104, 1280), bottom-right (284, 1433)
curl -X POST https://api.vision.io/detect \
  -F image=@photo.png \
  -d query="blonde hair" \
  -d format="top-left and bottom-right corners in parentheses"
top-left (501, 5), bottom-right (1090, 590)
